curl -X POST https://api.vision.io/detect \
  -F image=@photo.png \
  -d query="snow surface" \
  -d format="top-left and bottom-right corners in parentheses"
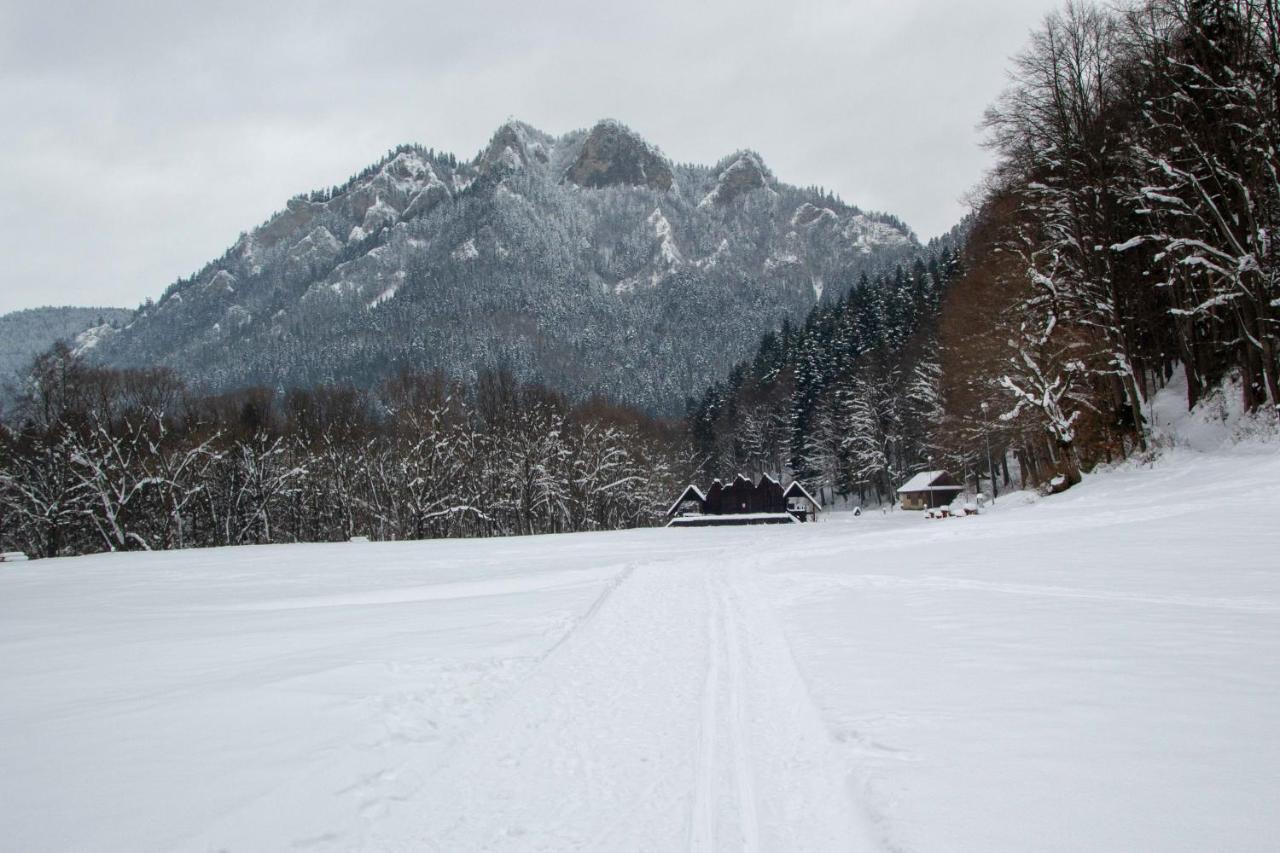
top-left (667, 511), bottom-right (799, 526)
top-left (792, 203), bottom-right (839, 227)
top-left (379, 152), bottom-right (442, 196)
top-left (70, 322), bottom-right (116, 355)
top-left (697, 238), bottom-right (730, 270)
top-left (360, 197), bottom-right (399, 234)
top-left (842, 215), bottom-right (912, 253)
top-left (2, 422), bottom-right (1278, 851)
top-left (451, 238), bottom-right (479, 262)
top-left (289, 226), bottom-right (343, 265)
top-left (648, 207), bottom-right (683, 267)
top-left (763, 252), bottom-right (800, 271)
top-left (366, 277), bottom-right (403, 309)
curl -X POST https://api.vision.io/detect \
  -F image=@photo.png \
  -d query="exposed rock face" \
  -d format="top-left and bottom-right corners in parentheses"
top-left (481, 124), bottom-right (529, 173)
top-left (564, 121), bottom-right (674, 191)
top-left (288, 226), bottom-right (342, 268)
top-left (701, 151), bottom-right (772, 206)
top-left (792, 202), bottom-right (836, 226)
top-left (256, 198), bottom-right (323, 250)
top-left (479, 121), bottom-right (551, 175)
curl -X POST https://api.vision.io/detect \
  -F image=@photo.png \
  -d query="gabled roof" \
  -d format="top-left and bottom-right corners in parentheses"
top-left (897, 470), bottom-right (961, 493)
top-left (665, 484), bottom-right (707, 516)
top-left (783, 480), bottom-right (820, 506)
top-left (754, 473), bottom-right (782, 493)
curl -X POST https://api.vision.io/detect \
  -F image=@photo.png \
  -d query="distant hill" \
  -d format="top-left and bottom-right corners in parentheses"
top-left (0, 306), bottom-right (134, 393)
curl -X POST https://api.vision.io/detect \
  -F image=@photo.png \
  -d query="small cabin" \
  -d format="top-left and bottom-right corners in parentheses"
top-left (666, 485), bottom-right (708, 518)
top-left (896, 470), bottom-right (963, 510)
top-left (784, 481), bottom-right (820, 522)
top-left (666, 475), bottom-right (820, 526)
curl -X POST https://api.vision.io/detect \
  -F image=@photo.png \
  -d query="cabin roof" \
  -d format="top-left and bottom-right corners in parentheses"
top-left (665, 484), bottom-right (707, 516)
top-left (897, 470), bottom-right (961, 493)
top-left (783, 480), bottom-right (820, 506)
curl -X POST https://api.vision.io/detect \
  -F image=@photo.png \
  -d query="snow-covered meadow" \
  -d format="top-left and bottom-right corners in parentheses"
top-left (2, 397), bottom-right (1278, 852)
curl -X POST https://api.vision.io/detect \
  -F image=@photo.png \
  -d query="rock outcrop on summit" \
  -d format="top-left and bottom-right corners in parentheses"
top-left (700, 151), bottom-right (772, 207)
top-left (564, 121), bottom-right (674, 191)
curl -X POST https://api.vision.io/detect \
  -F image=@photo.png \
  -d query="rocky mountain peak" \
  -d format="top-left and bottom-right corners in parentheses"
top-left (564, 120), bottom-right (673, 191)
top-left (478, 120), bottom-right (551, 175)
top-left (701, 150), bottom-right (774, 207)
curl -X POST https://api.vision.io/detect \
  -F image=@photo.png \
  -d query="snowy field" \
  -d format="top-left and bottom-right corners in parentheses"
top-left (2, 414), bottom-right (1278, 850)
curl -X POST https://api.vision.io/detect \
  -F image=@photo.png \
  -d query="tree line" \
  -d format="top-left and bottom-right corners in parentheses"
top-left (692, 0), bottom-right (1279, 507)
top-left (947, 0), bottom-right (1279, 487)
top-left (0, 345), bottom-right (692, 558)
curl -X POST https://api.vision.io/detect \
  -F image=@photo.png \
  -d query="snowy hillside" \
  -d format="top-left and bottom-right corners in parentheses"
top-left (0, 305), bottom-right (132, 389)
top-left (92, 120), bottom-right (918, 412)
top-left (2, 411), bottom-right (1277, 851)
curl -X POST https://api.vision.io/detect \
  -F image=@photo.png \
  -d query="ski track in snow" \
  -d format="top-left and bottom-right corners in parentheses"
top-left (371, 555), bottom-right (867, 852)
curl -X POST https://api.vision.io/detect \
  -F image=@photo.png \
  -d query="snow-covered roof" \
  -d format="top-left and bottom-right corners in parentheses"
top-left (897, 471), bottom-right (960, 493)
top-left (667, 512), bottom-right (798, 526)
top-left (783, 480), bottom-right (820, 506)
top-left (665, 484), bottom-right (706, 516)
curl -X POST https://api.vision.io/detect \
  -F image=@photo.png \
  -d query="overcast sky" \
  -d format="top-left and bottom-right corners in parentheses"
top-left (0, 0), bottom-right (1062, 316)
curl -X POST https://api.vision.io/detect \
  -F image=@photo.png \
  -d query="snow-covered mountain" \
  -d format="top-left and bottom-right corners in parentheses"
top-left (95, 119), bottom-right (917, 411)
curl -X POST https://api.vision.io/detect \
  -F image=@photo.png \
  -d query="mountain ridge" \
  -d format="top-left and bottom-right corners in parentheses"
top-left (93, 119), bottom-right (919, 412)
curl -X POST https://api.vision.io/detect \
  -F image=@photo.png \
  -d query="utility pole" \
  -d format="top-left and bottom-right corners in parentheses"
top-left (980, 401), bottom-right (997, 504)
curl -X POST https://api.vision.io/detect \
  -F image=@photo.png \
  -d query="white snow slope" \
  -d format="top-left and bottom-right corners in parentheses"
top-left (2, 414), bottom-right (1278, 851)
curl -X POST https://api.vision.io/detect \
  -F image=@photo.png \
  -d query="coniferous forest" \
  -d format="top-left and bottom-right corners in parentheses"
top-left (2, 0), bottom-right (1278, 557)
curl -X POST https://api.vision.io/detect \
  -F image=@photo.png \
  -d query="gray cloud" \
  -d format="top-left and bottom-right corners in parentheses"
top-left (0, 0), bottom-right (1060, 314)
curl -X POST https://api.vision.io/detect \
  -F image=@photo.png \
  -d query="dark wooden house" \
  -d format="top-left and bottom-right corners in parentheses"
top-left (715, 474), bottom-right (784, 514)
top-left (666, 474), bottom-right (819, 526)
top-left (896, 470), bottom-right (963, 510)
